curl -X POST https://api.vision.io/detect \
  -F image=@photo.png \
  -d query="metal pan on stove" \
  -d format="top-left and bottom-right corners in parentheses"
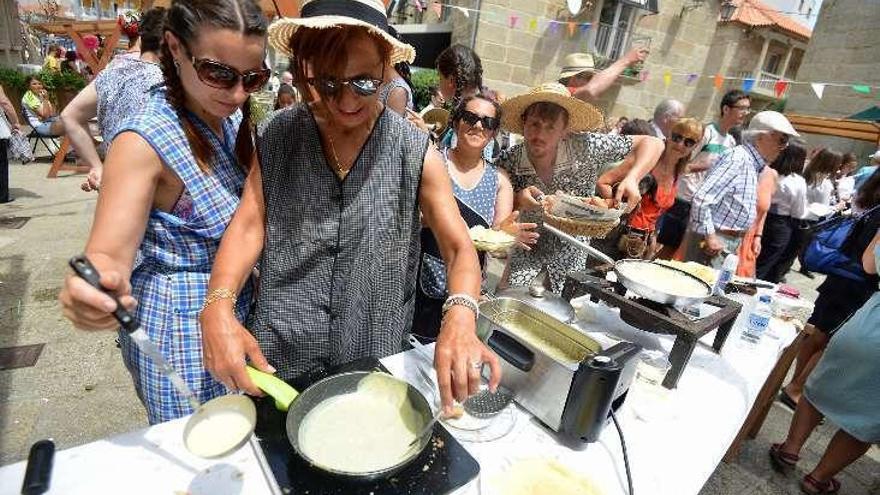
top-left (541, 225), bottom-right (712, 307)
top-left (612, 259), bottom-right (712, 307)
top-left (246, 368), bottom-right (435, 481)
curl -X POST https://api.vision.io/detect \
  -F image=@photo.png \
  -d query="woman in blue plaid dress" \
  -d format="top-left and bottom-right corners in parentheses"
top-left (59, 0), bottom-right (271, 424)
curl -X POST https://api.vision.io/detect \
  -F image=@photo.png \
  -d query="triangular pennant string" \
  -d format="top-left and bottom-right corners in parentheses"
top-left (528, 18), bottom-right (538, 32)
top-left (508, 14), bottom-right (519, 29)
top-left (852, 85), bottom-right (871, 95)
top-left (430, 1), bottom-right (442, 19)
top-left (663, 71), bottom-right (672, 89)
top-left (713, 73), bottom-right (723, 90)
top-left (774, 80), bottom-right (789, 98)
top-left (811, 83), bottom-right (826, 99)
top-left (742, 77), bottom-right (755, 92)
top-left (567, 21), bottom-right (576, 37)
top-left (686, 73), bottom-right (698, 85)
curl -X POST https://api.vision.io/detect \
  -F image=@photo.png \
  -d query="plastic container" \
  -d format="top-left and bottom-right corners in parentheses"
top-left (712, 253), bottom-right (738, 295)
top-left (741, 294), bottom-right (773, 344)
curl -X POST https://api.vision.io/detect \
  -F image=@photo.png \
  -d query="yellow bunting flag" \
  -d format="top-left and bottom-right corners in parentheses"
top-left (529, 18), bottom-right (538, 32)
top-left (663, 71), bottom-right (671, 89)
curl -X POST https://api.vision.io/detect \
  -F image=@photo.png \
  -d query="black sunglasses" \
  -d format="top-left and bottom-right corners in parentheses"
top-left (189, 57), bottom-right (270, 93)
top-left (460, 110), bottom-right (500, 131)
top-left (777, 134), bottom-right (790, 148)
top-left (670, 133), bottom-right (697, 148)
top-left (307, 75), bottom-right (384, 98)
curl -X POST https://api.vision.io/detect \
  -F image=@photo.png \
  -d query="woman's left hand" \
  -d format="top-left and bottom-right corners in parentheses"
top-left (434, 307), bottom-right (501, 416)
top-left (498, 210), bottom-right (539, 250)
top-left (752, 236), bottom-right (762, 257)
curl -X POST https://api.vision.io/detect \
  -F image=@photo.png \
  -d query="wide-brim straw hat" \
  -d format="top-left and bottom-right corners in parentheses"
top-left (268, 0), bottom-right (416, 65)
top-left (501, 82), bottom-right (605, 135)
top-left (558, 52), bottom-right (596, 80)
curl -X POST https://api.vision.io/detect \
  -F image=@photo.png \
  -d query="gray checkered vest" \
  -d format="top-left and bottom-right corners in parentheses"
top-left (250, 105), bottom-right (428, 380)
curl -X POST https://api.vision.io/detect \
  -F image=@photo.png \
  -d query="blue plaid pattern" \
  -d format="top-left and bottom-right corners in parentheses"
top-left (115, 91), bottom-right (251, 424)
top-left (690, 144), bottom-right (766, 235)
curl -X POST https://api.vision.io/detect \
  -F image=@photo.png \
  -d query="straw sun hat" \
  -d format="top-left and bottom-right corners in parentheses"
top-left (500, 82), bottom-right (605, 135)
top-left (268, 0), bottom-right (416, 65)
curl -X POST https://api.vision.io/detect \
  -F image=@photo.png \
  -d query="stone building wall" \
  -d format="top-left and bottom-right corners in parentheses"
top-left (449, 0), bottom-right (597, 99)
top-left (784, 0), bottom-right (880, 158)
top-left (596, 0), bottom-right (721, 123)
top-left (785, 0), bottom-right (879, 119)
top-left (450, 0), bottom-right (726, 124)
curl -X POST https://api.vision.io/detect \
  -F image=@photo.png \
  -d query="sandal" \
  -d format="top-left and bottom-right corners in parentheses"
top-left (800, 474), bottom-right (841, 494)
top-left (769, 443), bottom-right (799, 473)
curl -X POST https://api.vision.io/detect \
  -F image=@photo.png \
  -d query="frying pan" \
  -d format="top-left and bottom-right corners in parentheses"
top-left (541, 224), bottom-right (712, 307)
top-left (247, 368), bottom-right (435, 481)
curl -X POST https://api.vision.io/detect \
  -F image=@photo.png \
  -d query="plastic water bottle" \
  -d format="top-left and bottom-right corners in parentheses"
top-left (742, 295), bottom-right (773, 344)
top-left (712, 253), bottom-right (738, 295)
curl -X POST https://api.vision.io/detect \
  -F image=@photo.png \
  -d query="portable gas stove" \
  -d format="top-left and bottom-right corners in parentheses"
top-left (252, 357), bottom-right (480, 495)
top-left (562, 270), bottom-right (742, 389)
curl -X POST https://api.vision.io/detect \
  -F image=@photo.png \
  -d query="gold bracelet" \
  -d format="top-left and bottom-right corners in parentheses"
top-left (201, 288), bottom-right (237, 311)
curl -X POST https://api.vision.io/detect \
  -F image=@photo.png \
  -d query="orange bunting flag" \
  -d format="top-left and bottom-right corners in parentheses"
top-left (713, 73), bottom-right (724, 90)
top-left (774, 80), bottom-right (789, 98)
top-left (663, 71), bottom-right (671, 89)
top-left (431, 1), bottom-right (442, 19)
top-left (567, 21), bottom-right (576, 37)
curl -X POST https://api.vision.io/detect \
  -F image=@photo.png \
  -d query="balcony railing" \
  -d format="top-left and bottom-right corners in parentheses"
top-left (731, 70), bottom-right (790, 99)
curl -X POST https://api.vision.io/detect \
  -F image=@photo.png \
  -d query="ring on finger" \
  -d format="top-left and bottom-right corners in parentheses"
top-left (469, 360), bottom-right (483, 370)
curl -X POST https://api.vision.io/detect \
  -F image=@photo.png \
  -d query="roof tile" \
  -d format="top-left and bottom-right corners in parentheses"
top-left (723, 0), bottom-right (812, 40)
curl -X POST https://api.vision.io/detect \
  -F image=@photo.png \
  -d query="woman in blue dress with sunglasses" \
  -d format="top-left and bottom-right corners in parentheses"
top-left (412, 94), bottom-right (538, 341)
top-left (59, 0), bottom-right (270, 424)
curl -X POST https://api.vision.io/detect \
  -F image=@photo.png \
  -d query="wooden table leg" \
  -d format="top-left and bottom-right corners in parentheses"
top-left (723, 329), bottom-right (806, 462)
top-left (46, 137), bottom-right (90, 178)
top-left (748, 331), bottom-right (806, 438)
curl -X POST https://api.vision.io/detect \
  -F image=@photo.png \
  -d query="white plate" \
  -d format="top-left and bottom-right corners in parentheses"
top-left (441, 404), bottom-right (517, 443)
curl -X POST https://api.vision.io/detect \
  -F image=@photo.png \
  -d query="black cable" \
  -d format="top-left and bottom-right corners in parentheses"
top-left (610, 409), bottom-right (634, 495)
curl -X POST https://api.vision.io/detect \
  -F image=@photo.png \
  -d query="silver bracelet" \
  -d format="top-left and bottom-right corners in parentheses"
top-left (441, 293), bottom-right (480, 320)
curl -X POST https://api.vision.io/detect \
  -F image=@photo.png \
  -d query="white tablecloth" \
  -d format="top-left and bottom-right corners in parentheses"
top-left (0, 418), bottom-right (276, 495)
top-left (0, 294), bottom-right (796, 495)
top-left (383, 293), bottom-right (797, 495)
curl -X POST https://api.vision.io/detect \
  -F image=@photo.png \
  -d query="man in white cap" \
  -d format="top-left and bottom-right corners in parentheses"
top-left (558, 47), bottom-right (649, 102)
top-left (685, 111), bottom-right (800, 267)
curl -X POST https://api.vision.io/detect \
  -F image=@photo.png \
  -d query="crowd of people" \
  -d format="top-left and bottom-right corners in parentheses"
top-left (1, 0), bottom-right (876, 491)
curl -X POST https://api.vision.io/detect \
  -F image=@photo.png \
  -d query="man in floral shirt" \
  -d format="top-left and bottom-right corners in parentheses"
top-left (498, 83), bottom-right (664, 293)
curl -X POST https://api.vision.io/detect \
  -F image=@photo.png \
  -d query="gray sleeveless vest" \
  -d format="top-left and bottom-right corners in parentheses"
top-left (251, 104), bottom-right (428, 379)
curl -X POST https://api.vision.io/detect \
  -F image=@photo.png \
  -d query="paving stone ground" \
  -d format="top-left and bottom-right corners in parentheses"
top-left (1, 147), bottom-right (877, 493)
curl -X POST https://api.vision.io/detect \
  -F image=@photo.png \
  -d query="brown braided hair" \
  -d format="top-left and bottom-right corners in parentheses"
top-left (159, 0), bottom-right (267, 173)
top-left (436, 44), bottom-right (483, 109)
